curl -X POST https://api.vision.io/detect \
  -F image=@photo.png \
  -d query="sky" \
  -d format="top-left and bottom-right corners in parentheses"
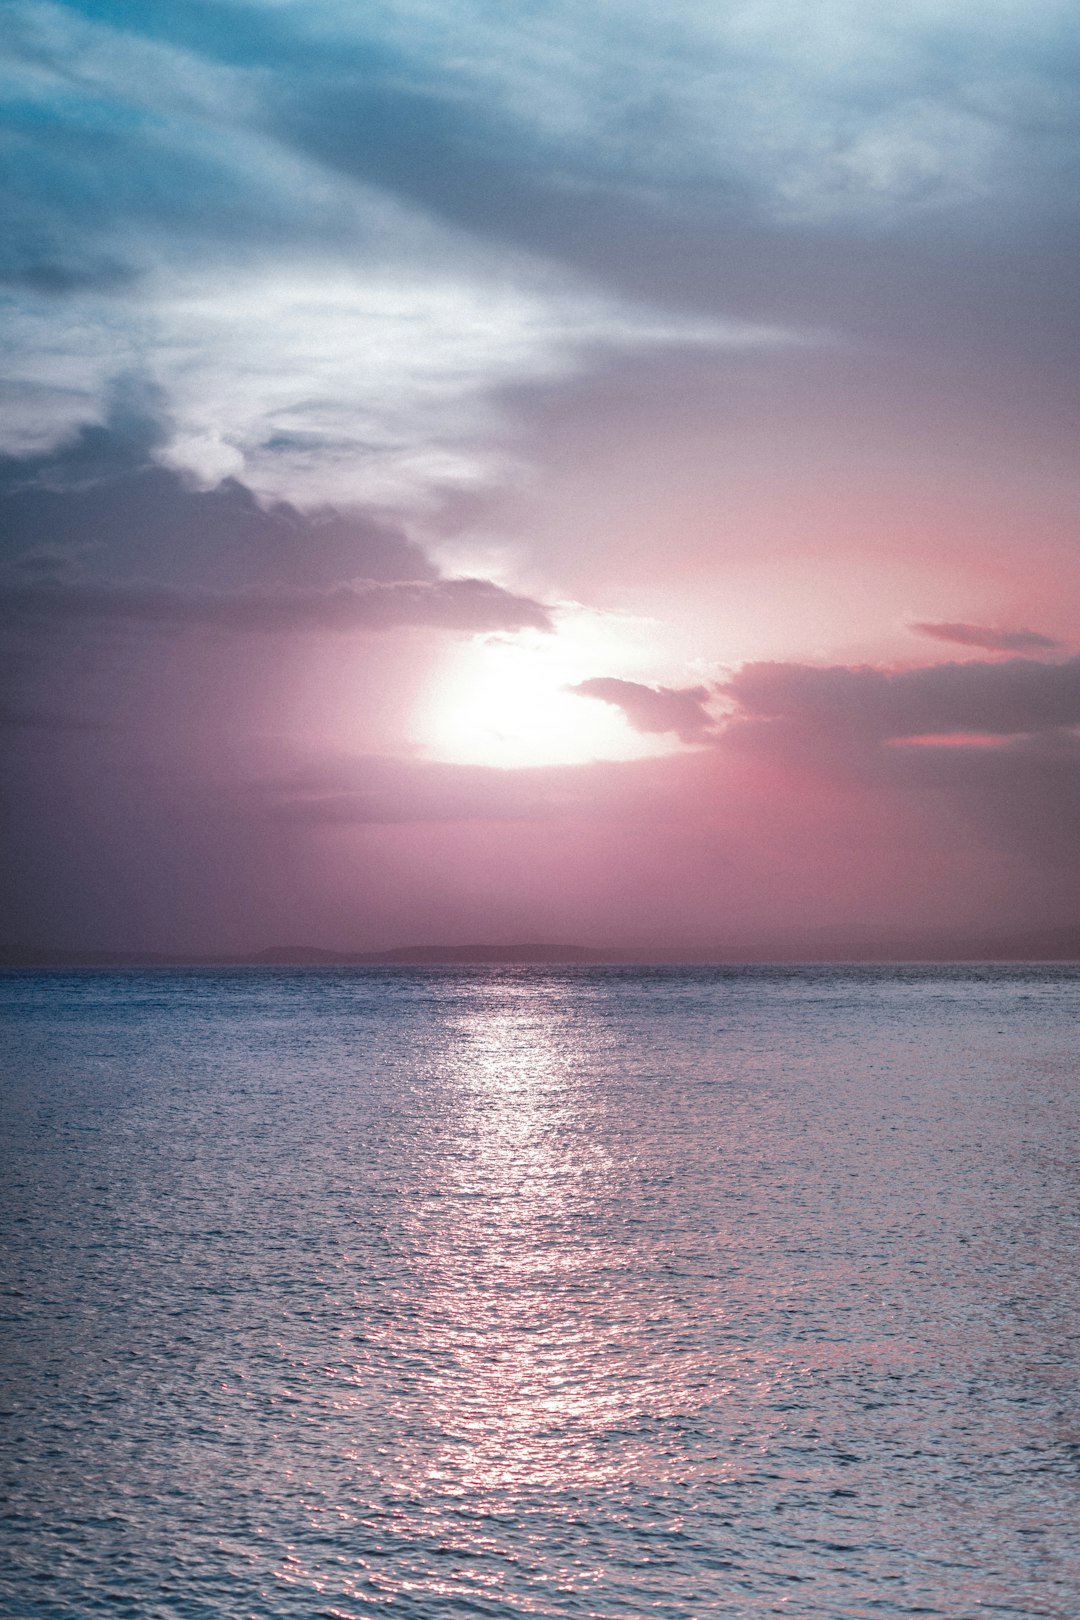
top-left (2, 0), bottom-right (1079, 953)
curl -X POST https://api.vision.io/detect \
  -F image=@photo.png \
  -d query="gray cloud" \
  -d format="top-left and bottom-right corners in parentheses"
top-left (722, 654), bottom-right (1080, 741)
top-left (2, 576), bottom-right (552, 637)
top-left (569, 677), bottom-right (717, 742)
top-left (0, 393), bottom-right (436, 590)
top-left (249, 0), bottom-right (1080, 238)
top-left (909, 621), bottom-right (1062, 653)
top-left (0, 392), bottom-right (552, 639)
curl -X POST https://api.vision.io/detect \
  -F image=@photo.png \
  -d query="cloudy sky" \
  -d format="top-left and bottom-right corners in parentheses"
top-left (3, 0), bottom-right (1079, 952)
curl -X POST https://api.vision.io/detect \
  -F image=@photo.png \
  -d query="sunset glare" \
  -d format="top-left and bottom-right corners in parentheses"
top-left (417, 627), bottom-right (680, 768)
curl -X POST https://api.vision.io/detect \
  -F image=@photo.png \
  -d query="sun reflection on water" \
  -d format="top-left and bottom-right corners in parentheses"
top-left (405, 984), bottom-right (627, 1500)
top-left (349, 980), bottom-right (718, 1519)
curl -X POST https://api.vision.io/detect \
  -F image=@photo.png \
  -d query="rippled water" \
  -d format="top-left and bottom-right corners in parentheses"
top-left (1, 965), bottom-right (1078, 1618)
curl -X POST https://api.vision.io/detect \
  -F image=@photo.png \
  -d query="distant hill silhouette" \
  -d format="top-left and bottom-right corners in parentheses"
top-left (367, 943), bottom-right (598, 964)
top-left (3, 928), bottom-right (1080, 967)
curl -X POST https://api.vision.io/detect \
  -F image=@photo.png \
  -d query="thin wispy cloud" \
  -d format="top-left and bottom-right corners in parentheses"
top-left (909, 621), bottom-right (1062, 653)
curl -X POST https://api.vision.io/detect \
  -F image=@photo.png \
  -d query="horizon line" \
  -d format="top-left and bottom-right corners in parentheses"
top-left (3, 926), bottom-right (1080, 968)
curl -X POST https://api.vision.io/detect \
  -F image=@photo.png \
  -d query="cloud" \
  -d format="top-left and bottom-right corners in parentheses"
top-left (0, 397), bottom-right (552, 763)
top-left (2, 270), bottom-right (790, 507)
top-left (0, 2), bottom-right (797, 502)
top-left (207, 0), bottom-right (1080, 232)
top-left (0, 0), bottom-right (329, 289)
top-left (7, 0), bottom-right (1074, 527)
top-left (0, 388), bottom-right (438, 589)
top-left (1, 575), bottom-right (552, 637)
top-left (0, 267), bottom-right (789, 510)
top-left (714, 652), bottom-right (1080, 911)
top-left (569, 676), bottom-right (717, 742)
top-left (908, 620), bottom-right (1061, 653)
top-left (0, 392), bottom-right (552, 644)
top-left (722, 653), bottom-right (1080, 742)
top-left (2, 0), bottom-right (813, 507)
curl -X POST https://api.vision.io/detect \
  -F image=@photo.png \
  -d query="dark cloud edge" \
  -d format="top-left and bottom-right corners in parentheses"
top-left (0, 576), bottom-right (553, 636)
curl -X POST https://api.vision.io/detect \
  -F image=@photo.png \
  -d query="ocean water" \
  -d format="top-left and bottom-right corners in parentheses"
top-left (1, 966), bottom-right (1077, 1620)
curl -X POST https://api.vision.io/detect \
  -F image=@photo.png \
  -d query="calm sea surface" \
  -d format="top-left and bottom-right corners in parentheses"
top-left (1, 965), bottom-right (1078, 1619)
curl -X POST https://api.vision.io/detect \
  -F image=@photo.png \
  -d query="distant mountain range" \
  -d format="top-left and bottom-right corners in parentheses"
top-left (3, 928), bottom-right (1080, 966)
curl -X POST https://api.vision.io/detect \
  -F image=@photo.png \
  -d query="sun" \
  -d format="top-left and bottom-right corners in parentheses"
top-left (414, 620), bottom-right (672, 769)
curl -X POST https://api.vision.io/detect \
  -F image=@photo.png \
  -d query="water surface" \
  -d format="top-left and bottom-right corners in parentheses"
top-left (1, 965), bottom-right (1078, 1617)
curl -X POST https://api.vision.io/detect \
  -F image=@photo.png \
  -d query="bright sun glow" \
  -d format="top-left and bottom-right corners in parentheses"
top-left (415, 616), bottom-right (679, 769)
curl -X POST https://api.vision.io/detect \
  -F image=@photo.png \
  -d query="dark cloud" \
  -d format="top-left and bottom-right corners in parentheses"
top-left (0, 393), bottom-right (550, 637)
top-left (722, 655), bottom-right (1080, 741)
top-left (1, 575), bottom-right (552, 637)
top-left (0, 377), bottom-right (167, 486)
top-left (909, 621), bottom-right (1062, 653)
top-left (0, 394), bottom-right (436, 592)
top-left (569, 677), bottom-right (717, 742)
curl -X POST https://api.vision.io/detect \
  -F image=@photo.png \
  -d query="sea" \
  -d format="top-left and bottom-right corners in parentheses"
top-left (1, 965), bottom-right (1078, 1619)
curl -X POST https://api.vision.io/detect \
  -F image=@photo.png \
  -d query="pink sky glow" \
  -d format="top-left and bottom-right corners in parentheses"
top-left (2, 0), bottom-right (1078, 953)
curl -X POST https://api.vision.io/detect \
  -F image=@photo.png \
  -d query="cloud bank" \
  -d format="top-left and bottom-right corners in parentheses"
top-left (722, 654), bottom-right (1080, 741)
